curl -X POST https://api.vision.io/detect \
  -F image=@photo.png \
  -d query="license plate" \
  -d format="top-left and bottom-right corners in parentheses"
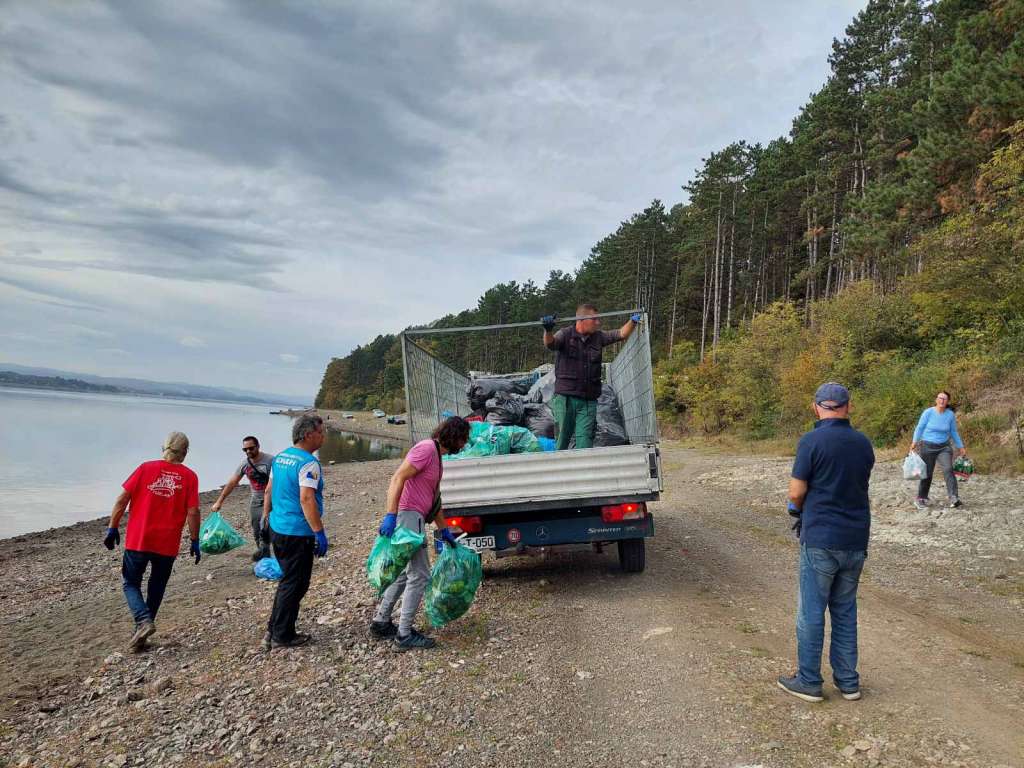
top-left (461, 535), bottom-right (495, 552)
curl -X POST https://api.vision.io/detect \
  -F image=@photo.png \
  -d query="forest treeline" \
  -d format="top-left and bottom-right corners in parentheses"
top-left (316, 0), bottom-right (1023, 470)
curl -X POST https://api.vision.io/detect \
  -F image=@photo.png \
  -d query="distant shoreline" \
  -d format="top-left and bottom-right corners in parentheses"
top-left (0, 382), bottom-right (304, 409)
top-left (277, 408), bottom-right (411, 443)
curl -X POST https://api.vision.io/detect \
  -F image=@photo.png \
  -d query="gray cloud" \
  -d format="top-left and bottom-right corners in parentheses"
top-left (0, 0), bottom-right (867, 396)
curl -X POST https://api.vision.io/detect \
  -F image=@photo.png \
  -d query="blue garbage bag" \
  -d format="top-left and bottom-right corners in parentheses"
top-left (253, 556), bottom-right (283, 581)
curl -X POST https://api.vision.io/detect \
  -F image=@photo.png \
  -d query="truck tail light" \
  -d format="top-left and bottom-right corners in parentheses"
top-left (600, 503), bottom-right (646, 523)
top-left (445, 515), bottom-right (483, 534)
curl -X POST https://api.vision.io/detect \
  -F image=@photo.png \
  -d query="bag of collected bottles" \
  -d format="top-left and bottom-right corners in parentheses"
top-left (952, 455), bottom-right (975, 482)
top-left (425, 542), bottom-right (484, 627)
top-left (366, 526), bottom-right (426, 594)
top-left (902, 451), bottom-right (928, 480)
top-left (253, 556), bottom-right (283, 581)
top-left (198, 511), bottom-right (247, 554)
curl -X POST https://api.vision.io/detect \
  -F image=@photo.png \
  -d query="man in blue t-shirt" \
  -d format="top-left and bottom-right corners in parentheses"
top-left (261, 414), bottom-right (328, 650)
top-left (778, 382), bottom-right (875, 704)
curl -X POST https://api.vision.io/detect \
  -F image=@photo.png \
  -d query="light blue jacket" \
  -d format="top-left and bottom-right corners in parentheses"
top-left (913, 407), bottom-right (963, 448)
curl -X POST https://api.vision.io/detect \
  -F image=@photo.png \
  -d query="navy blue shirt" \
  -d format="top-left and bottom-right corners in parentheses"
top-left (791, 419), bottom-right (875, 551)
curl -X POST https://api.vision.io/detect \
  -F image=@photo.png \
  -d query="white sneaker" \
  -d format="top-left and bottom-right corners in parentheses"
top-left (914, 498), bottom-right (929, 511)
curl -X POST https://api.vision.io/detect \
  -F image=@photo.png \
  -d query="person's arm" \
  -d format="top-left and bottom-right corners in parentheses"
top-left (911, 409), bottom-right (929, 450)
top-left (385, 460), bottom-right (421, 514)
top-left (299, 487), bottom-right (323, 532)
top-left (211, 473), bottom-right (243, 512)
top-left (950, 412), bottom-right (966, 454)
top-left (788, 478), bottom-right (808, 509)
top-left (108, 489), bottom-right (131, 529)
top-left (262, 477), bottom-right (273, 523)
top-left (186, 506), bottom-right (200, 540)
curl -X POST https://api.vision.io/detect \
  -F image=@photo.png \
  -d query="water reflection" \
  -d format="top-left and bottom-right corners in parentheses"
top-left (318, 430), bottom-right (406, 464)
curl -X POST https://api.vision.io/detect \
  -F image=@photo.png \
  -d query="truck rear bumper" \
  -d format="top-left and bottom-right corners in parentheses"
top-left (483, 513), bottom-right (655, 551)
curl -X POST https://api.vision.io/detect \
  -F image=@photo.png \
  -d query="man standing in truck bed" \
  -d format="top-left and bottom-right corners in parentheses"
top-left (541, 304), bottom-right (641, 450)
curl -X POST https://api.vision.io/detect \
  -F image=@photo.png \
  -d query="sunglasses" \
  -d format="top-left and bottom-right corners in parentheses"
top-left (243, 445), bottom-right (258, 452)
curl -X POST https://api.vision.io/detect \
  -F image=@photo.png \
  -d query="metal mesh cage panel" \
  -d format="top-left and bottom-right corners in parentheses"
top-left (402, 335), bottom-right (472, 443)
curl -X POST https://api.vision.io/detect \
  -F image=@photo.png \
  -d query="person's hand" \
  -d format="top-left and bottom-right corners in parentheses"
top-left (440, 528), bottom-right (460, 548)
top-left (786, 502), bottom-right (801, 539)
top-left (190, 539), bottom-right (201, 565)
top-left (630, 312), bottom-right (642, 323)
top-left (540, 315), bottom-right (556, 332)
top-left (211, 501), bottom-right (221, 512)
top-left (958, 447), bottom-right (967, 457)
top-left (103, 527), bottom-right (120, 550)
top-left (314, 529), bottom-right (329, 557)
top-left (790, 517), bottom-right (802, 537)
top-left (260, 523), bottom-right (271, 544)
top-left (910, 441), bottom-right (919, 454)
top-left (379, 513), bottom-right (397, 538)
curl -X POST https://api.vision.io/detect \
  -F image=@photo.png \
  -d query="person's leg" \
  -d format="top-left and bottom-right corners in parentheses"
top-left (917, 444), bottom-right (939, 500)
top-left (552, 395), bottom-right (576, 451)
top-left (268, 532), bottom-right (308, 642)
top-left (374, 572), bottom-right (408, 623)
top-left (397, 546), bottom-right (431, 636)
top-left (935, 447), bottom-right (959, 501)
top-left (144, 554), bottom-right (176, 621)
top-left (121, 550), bottom-right (151, 624)
top-left (827, 549), bottom-right (866, 692)
top-left (280, 536), bottom-right (314, 640)
top-left (574, 398), bottom-right (597, 449)
top-left (796, 545), bottom-right (837, 688)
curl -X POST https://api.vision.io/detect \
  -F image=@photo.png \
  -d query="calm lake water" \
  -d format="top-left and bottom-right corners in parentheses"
top-left (0, 387), bottom-right (405, 538)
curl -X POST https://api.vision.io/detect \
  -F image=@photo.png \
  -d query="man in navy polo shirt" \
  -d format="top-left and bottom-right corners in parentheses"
top-left (778, 382), bottom-right (875, 703)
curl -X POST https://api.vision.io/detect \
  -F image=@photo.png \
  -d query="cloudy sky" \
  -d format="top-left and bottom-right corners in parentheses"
top-left (0, 1), bottom-right (864, 398)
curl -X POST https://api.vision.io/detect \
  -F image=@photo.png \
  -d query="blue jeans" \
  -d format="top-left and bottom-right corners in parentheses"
top-left (122, 549), bottom-right (176, 625)
top-left (796, 544), bottom-right (866, 690)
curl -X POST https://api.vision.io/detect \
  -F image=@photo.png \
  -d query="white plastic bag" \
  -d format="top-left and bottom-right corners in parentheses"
top-left (902, 452), bottom-right (928, 480)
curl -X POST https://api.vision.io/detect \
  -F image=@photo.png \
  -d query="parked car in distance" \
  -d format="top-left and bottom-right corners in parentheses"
top-left (341, 412), bottom-right (355, 419)
top-left (387, 414), bottom-right (407, 425)
top-left (372, 409), bottom-right (386, 418)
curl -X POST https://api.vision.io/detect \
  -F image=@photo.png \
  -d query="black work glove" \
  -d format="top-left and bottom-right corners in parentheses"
top-left (787, 502), bottom-right (802, 539)
top-left (103, 527), bottom-right (120, 550)
top-left (540, 315), bottom-right (556, 332)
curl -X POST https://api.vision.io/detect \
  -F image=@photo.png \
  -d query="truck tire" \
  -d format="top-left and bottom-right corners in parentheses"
top-left (617, 539), bottom-right (645, 573)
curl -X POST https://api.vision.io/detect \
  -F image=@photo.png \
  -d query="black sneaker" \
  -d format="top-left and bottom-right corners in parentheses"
top-left (271, 632), bottom-right (312, 649)
top-left (777, 674), bottom-right (824, 702)
top-left (370, 620), bottom-right (398, 639)
top-left (129, 621), bottom-right (155, 651)
top-left (251, 548), bottom-right (265, 562)
top-left (395, 629), bottom-right (436, 651)
top-left (949, 497), bottom-right (963, 509)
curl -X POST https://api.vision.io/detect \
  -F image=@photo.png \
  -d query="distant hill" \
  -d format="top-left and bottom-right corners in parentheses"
top-left (0, 371), bottom-right (122, 394)
top-left (0, 363), bottom-right (309, 406)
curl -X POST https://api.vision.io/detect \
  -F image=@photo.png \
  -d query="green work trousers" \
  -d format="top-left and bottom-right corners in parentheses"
top-left (552, 394), bottom-right (598, 450)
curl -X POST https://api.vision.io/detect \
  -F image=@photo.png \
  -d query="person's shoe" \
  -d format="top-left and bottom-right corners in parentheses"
top-left (260, 631), bottom-right (271, 651)
top-left (271, 632), bottom-right (312, 649)
top-left (395, 628), bottom-right (436, 651)
top-left (370, 620), bottom-right (398, 639)
top-left (914, 497), bottom-right (929, 511)
top-left (777, 675), bottom-right (824, 702)
top-left (949, 496), bottom-right (963, 508)
top-left (129, 621), bottom-right (155, 651)
top-left (838, 687), bottom-right (862, 701)
top-left (251, 548), bottom-right (264, 562)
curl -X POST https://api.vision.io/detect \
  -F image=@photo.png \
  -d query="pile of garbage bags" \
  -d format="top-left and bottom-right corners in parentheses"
top-left (446, 421), bottom-right (542, 460)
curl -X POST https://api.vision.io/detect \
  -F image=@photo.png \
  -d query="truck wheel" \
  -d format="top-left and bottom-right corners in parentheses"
top-left (617, 539), bottom-right (645, 573)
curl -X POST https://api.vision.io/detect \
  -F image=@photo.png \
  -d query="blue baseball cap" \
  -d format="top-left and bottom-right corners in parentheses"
top-left (814, 381), bottom-right (850, 409)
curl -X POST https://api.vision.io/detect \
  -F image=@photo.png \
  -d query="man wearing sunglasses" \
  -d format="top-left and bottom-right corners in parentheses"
top-left (211, 436), bottom-right (275, 561)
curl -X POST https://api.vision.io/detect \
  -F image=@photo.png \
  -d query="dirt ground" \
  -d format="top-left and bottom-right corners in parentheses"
top-left (1, 443), bottom-right (1021, 768)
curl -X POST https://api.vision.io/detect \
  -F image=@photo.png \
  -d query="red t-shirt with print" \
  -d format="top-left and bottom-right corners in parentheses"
top-left (123, 460), bottom-right (200, 557)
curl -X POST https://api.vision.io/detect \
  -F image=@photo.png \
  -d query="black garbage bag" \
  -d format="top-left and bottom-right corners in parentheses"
top-left (594, 384), bottom-right (629, 447)
top-left (467, 379), bottom-right (514, 411)
top-left (526, 370), bottom-right (556, 404)
top-left (522, 402), bottom-right (555, 438)
top-left (485, 392), bottom-right (525, 426)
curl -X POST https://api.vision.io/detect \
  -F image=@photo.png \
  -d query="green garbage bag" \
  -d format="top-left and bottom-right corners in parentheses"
top-left (198, 511), bottom-right (246, 554)
top-left (445, 422), bottom-right (542, 460)
top-left (425, 543), bottom-right (483, 627)
top-left (366, 526), bottom-right (426, 595)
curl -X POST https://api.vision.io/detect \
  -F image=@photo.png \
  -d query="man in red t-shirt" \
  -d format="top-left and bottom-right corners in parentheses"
top-left (104, 431), bottom-right (201, 650)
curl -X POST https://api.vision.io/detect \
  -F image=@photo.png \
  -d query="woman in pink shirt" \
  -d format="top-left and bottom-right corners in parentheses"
top-left (370, 417), bottom-right (470, 649)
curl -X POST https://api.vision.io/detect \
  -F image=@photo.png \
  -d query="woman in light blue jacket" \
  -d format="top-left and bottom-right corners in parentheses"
top-left (910, 390), bottom-right (967, 510)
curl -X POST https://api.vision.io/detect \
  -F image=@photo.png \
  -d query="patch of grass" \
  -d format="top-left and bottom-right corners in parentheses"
top-left (738, 621), bottom-right (760, 635)
top-left (958, 616), bottom-right (977, 624)
top-left (749, 646), bottom-right (771, 658)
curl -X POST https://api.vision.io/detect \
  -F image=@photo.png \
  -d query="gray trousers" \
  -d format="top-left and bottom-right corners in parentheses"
top-left (374, 510), bottom-right (431, 635)
top-left (917, 441), bottom-right (958, 500)
top-left (249, 495), bottom-right (267, 545)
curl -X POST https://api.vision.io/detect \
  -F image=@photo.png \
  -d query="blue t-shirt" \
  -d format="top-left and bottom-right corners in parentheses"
top-left (791, 419), bottom-right (875, 551)
top-left (269, 446), bottom-right (323, 537)
top-left (912, 407), bottom-right (963, 448)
